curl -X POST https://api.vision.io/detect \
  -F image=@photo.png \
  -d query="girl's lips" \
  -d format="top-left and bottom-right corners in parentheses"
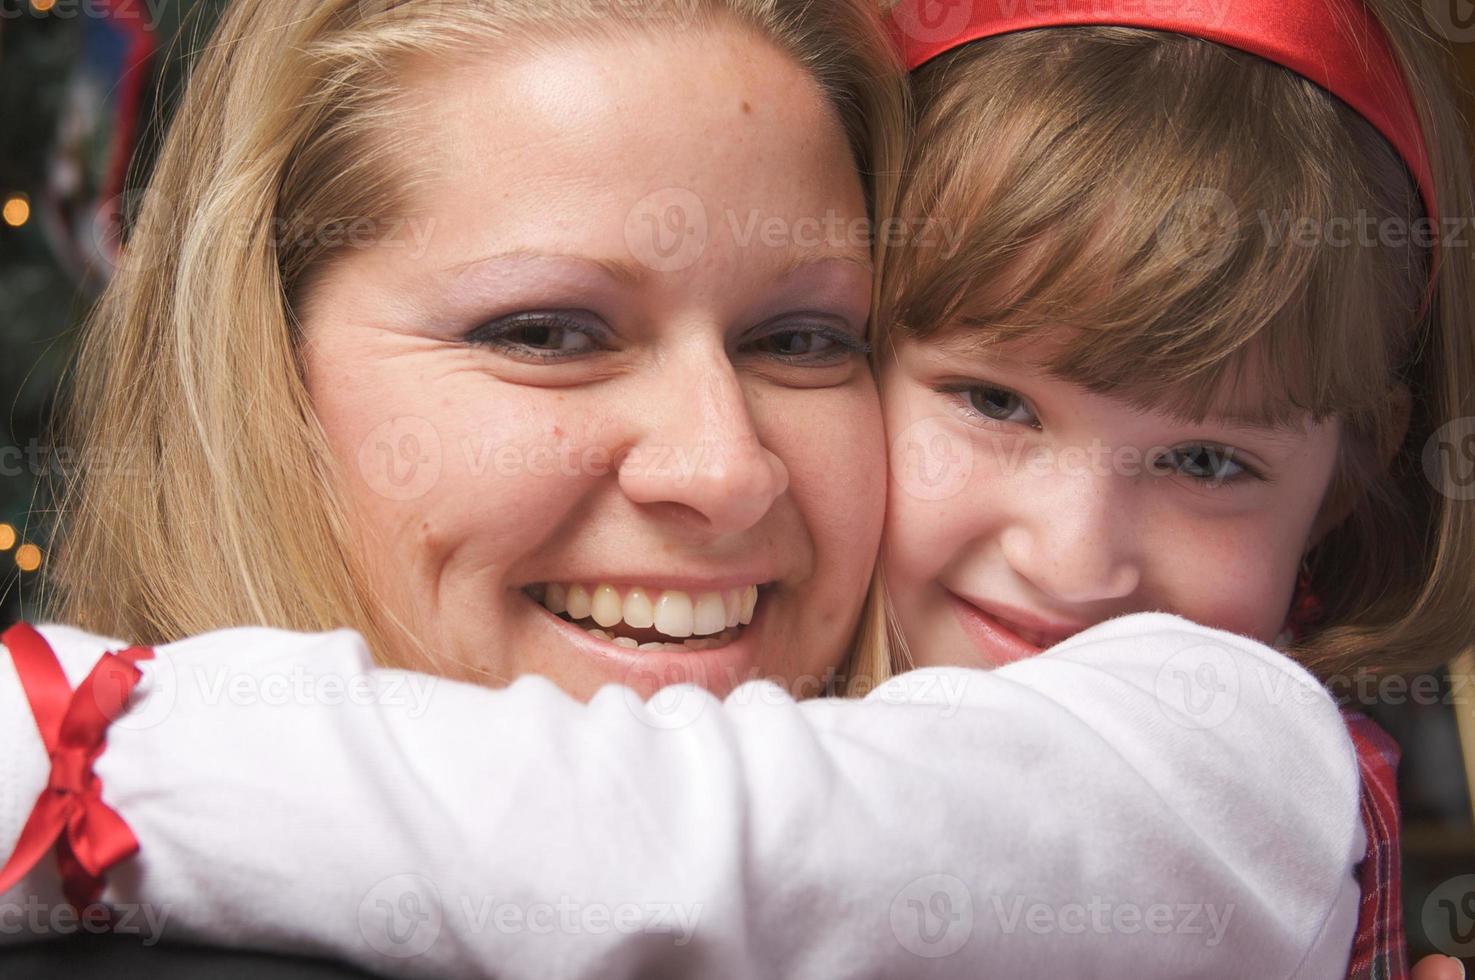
top-left (946, 591), bottom-right (1044, 667)
top-left (523, 589), bottom-right (762, 698)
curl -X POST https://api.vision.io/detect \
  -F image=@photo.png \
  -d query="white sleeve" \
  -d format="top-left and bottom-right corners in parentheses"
top-left (0, 613), bottom-right (1362, 979)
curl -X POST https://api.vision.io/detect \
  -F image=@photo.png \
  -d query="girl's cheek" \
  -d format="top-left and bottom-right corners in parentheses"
top-left (1147, 517), bottom-right (1300, 644)
top-left (881, 481), bottom-right (931, 600)
top-left (883, 446), bottom-right (1011, 617)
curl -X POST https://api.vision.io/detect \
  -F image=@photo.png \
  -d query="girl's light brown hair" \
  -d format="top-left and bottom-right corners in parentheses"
top-left (880, 2), bottom-right (1475, 677)
top-left (35, 0), bottom-right (907, 674)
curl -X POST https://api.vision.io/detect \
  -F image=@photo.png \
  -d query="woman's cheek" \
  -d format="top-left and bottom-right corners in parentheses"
top-left (346, 396), bottom-right (582, 582)
top-left (772, 381), bottom-right (886, 541)
top-left (428, 407), bottom-right (607, 550)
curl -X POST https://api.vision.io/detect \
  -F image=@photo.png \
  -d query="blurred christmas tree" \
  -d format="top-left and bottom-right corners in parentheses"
top-left (0, 0), bottom-right (224, 627)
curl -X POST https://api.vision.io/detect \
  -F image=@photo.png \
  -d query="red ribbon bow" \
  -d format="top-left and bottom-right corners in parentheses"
top-left (0, 622), bottom-right (154, 912)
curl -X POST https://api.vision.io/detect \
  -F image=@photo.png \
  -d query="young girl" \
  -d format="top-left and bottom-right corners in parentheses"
top-left (874, 2), bottom-right (1474, 977)
top-left (2, 0), bottom-right (1467, 977)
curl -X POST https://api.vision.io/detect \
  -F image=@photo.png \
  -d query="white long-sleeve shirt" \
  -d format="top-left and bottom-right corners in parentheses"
top-left (0, 612), bottom-right (1362, 978)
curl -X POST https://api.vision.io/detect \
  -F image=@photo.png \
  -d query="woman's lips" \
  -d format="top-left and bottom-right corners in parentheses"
top-left (945, 591), bottom-right (1083, 667)
top-left (522, 588), bottom-right (765, 697)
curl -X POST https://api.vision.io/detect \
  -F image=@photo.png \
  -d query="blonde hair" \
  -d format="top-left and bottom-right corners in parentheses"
top-left (877, 1), bottom-right (1475, 678)
top-left (38, 0), bottom-right (907, 676)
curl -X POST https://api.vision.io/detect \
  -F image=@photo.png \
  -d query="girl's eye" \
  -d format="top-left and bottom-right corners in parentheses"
top-left (1160, 445), bottom-right (1248, 485)
top-left (744, 323), bottom-right (870, 364)
top-left (960, 385), bottom-right (1037, 426)
top-left (466, 312), bottom-right (606, 361)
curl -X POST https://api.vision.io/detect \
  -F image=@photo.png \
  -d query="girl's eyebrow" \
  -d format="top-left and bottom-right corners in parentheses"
top-left (1160, 405), bottom-right (1313, 453)
top-left (1206, 413), bottom-right (1302, 434)
top-left (924, 328), bottom-right (1009, 359)
top-left (1199, 418), bottom-right (1306, 449)
top-left (912, 329), bottom-right (1317, 444)
top-left (1166, 384), bottom-right (1315, 438)
top-left (921, 334), bottom-right (1312, 443)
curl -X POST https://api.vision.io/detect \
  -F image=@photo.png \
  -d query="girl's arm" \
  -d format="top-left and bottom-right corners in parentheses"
top-left (1, 613), bottom-right (1362, 979)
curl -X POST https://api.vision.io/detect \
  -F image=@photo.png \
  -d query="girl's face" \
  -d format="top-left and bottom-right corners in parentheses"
top-left (882, 332), bottom-right (1343, 667)
top-left (300, 25), bottom-right (886, 699)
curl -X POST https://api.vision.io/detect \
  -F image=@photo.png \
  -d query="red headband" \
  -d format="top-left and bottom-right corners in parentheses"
top-left (888, 0), bottom-right (1438, 234)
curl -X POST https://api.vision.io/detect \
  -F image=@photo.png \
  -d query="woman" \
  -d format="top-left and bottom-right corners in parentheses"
top-left (43, 0), bottom-right (901, 702)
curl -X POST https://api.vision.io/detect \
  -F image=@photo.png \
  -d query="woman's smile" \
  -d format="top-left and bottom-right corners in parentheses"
top-left (527, 582), bottom-right (763, 648)
top-left (518, 581), bottom-right (775, 697)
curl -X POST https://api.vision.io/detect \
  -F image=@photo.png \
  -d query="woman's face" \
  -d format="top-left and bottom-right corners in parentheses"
top-left (300, 25), bottom-right (885, 699)
top-left (881, 333), bottom-right (1342, 668)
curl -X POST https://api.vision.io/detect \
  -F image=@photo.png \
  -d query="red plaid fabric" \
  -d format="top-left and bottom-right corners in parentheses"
top-left (1342, 710), bottom-right (1407, 980)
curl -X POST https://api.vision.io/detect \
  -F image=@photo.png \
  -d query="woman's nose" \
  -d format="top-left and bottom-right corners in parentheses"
top-left (999, 471), bottom-right (1142, 605)
top-left (616, 357), bottom-right (789, 535)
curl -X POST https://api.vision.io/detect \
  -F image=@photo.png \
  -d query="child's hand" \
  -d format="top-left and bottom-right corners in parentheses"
top-left (1412, 954), bottom-right (1466, 980)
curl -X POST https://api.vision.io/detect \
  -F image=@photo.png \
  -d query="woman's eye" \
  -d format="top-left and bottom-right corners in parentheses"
top-left (467, 313), bottom-right (604, 360)
top-left (746, 324), bottom-right (868, 363)
top-left (962, 385), bottom-right (1036, 426)
top-left (759, 330), bottom-right (833, 357)
top-left (505, 324), bottom-right (594, 353)
top-left (1161, 445), bottom-right (1247, 484)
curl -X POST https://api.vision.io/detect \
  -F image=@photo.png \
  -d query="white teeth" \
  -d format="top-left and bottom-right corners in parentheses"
top-left (591, 584), bottom-right (623, 628)
top-left (693, 592), bottom-right (727, 636)
top-left (537, 582), bottom-right (762, 641)
top-left (611, 636), bottom-right (639, 649)
top-left (587, 627), bottom-right (612, 641)
top-left (565, 585), bottom-right (592, 621)
top-left (654, 590), bottom-right (695, 638)
top-left (623, 588), bottom-right (655, 629)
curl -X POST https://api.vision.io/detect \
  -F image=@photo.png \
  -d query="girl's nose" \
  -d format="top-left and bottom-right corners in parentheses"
top-left (999, 472), bottom-right (1142, 606)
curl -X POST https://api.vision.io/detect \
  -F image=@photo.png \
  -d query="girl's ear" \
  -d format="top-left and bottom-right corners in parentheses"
top-left (1308, 384), bottom-right (1412, 547)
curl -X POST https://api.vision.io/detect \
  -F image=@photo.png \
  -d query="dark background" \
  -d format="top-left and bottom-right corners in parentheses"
top-left (1, 0), bottom-right (226, 623)
top-left (1, 0), bottom-right (1473, 966)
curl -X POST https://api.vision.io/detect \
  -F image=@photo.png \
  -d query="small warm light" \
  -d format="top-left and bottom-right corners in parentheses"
top-left (30, 0), bottom-right (57, 12)
top-left (2, 194), bottom-right (29, 228)
top-left (15, 544), bottom-right (42, 573)
top-left (0, 524), bottom-right (14, 551)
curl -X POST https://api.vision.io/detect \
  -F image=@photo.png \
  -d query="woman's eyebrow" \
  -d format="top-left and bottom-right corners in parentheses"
top-left (770, 249), bottom-right (873, 281)
top-left (441, 249), bottom-right (646, 285)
